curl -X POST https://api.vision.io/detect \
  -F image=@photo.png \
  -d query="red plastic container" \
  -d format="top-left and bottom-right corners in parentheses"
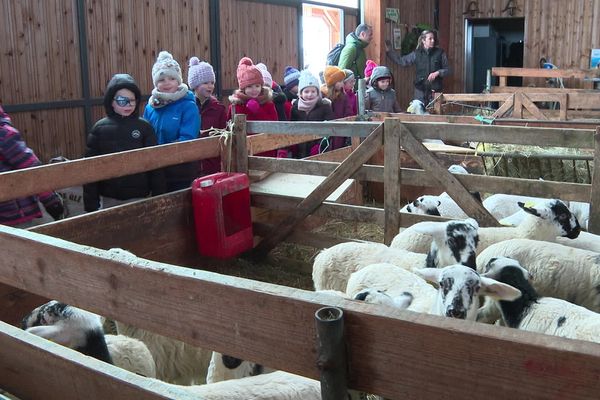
top-left (192, 172), bottom-right (253, 259)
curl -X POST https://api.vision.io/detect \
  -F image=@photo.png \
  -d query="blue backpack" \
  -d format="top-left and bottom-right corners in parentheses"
top-left (326, 43), bottom-right (345, 66)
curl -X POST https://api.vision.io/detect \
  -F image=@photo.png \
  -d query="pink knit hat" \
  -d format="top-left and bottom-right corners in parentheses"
top-left (236, 57), bottom-right (264, 90)
top-left (256, 63), bottom-right (273, 87)
top-left (187, 57), bottom-right (216, 89)
top-left (364, 59), bottom-right (378, 79)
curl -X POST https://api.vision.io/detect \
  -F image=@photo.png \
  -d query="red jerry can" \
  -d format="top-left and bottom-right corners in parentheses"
top-left (192, 172), bottom-right (253, 259)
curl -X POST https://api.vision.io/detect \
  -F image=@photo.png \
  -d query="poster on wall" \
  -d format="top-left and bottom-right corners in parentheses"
top-left (393, 28), bottom-right (403, 50)
top-left (591, 49), bottom-right (600, 69)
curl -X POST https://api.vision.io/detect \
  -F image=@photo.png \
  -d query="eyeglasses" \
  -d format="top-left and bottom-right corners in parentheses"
top-left (114, 95), bottom-right (136, 107)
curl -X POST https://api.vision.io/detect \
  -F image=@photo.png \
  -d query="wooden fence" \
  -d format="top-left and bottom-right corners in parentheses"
top-left (1, 116), bottom-right (600, 398)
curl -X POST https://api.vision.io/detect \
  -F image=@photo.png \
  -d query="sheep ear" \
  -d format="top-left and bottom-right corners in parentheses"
top-left (413, 267), bottom-right (441, 283)
top-left (437, 200), bottom-right (441, 206)
top-left (464, 218), bottom-right (479, 229)
top-left (411, 222), bottom-right (447, 239)
top-left (26, 325), bottom-right (71, 346)
top-left (518, 201), bottom-right (540, 216)
top-left (479, 277), bottom-right (522, 301)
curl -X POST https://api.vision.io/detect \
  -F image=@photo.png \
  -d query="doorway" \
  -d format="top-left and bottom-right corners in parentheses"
top-left (464, 18), bottom-right (524, 93)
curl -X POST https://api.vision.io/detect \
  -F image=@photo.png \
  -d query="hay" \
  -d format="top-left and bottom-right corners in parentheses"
top-left (477, 142), bottom-right (594, 183)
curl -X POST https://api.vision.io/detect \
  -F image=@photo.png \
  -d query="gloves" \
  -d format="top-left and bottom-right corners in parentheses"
top-left (246, 98), bottom-right (260, 114)
top-left (45, 200), bottom-right (65, 221)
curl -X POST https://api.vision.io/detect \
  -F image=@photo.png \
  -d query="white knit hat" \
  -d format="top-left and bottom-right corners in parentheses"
top-left (152, 51), bottom-right (182, 86)
top-left (256, 63), bottom-right (273, 87)
top-left (188, 57), bottom-right (216, 89)
top-left (298, 69), bottom-right (320, 94)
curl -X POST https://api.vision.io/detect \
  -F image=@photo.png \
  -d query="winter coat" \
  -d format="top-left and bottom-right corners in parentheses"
top-left (272, 83), bottom-right (289, 121)
top-left (338, 33), bottom-right (369, 80)
top-left (330, 92), bottom-right (353, 120)
top-left (0, 107), bottom-right (63, 226)
top-left (290, 98), bottom-right (333, 122)
top-left (83, 74), bottom-right (166, 211)
top-left (344, 89), bottom-right (358, 116)
top-left (386, 47), bottom-right (449, 92)
top-left (196, 96), bottom-right (227, 175)
top-left (365, 87), bottom-right (401, 113)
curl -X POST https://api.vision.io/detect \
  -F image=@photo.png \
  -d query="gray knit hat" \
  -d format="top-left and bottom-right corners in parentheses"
top-left (152, 51), bottom-right (182, 86)
top-left (188, 57), bottom-right (216, 89)
top-left (298, 69), bottom-right (320, 94)
top-left (343, 69), bottom-right (355, 82)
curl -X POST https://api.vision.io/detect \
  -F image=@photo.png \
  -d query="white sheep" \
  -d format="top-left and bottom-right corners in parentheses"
top-left (401, 192), bottom-right (469, 219)
top-left (149, 370), bottom-right (321, 400)
top-left (555, 230), bottom-right (600, 253)
top-left (391, 199), bottom-right (581, 254)
top-left (479, 257), bottom-right (600, 344)
top-left (346, 263), bottom-right (520, 320)
top-left (352, 288), bottom-right (414, 309)
top-left (313, 218), bottom-right (479, 292)
top-left (477, 239), bottom-right (600, 313)
top-left (482, 194), bottom-right (542, 220)
top-left (22, 301), bottom-right (156, 378)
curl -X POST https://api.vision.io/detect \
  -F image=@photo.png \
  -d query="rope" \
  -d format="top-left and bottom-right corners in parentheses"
top-left (199, 120), bottom-right (234, 173)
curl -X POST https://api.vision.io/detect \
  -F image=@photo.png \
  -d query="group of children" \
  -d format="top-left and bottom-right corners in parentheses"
top-left (83, 51), bottom-right (402, 212)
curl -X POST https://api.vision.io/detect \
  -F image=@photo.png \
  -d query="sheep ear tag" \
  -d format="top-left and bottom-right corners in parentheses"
top-left (518, 201), bottom-right (541, 217)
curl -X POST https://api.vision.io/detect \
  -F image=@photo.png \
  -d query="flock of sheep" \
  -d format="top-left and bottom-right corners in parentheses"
top-left (15, 164), bottom-right (600, 399)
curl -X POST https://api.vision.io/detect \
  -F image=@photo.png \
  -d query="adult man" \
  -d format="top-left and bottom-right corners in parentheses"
top-left (338, 23), bottom-right (373, 82)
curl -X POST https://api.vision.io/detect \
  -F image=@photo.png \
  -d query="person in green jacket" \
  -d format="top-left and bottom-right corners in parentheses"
top-left (337, 24), bottom-right (373, 85)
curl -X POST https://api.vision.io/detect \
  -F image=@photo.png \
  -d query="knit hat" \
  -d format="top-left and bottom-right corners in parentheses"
top-left (236, 57), bottom-right (264, 90)
top-left (187, 57), bottom-right (216, 89)
top-left (364, 59), bottom-right (378, 79)
top-left (256, 63), bottom-right (273, 87)
top-left (323, 66), bottom-right (346, 87)
top-left (283, 66), bottom-right (301, 90)
top-left (298, 70), bottom-right (320, 94)
top-left (343, 69), bottom-right (355, 82)
top-left (152, 51), bottom-right (182, 86)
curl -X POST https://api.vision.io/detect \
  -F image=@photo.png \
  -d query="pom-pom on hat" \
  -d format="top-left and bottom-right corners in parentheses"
top-left (152, 51), bottom-right (182, 86)
top-left (323, 65), bottom-right (346, 87)
top-left (256, 63), bottom-right (273, 87)
top-left (343, 69), bottom-right (355, 82)
top-left (283, 66), bottom-right (301, 90)
top-left (187, 57), bottom-right (216, 90)
top-left (236, 57), bottom-right (264, 90)
top-left (364, 59), bottom-right (378, 79)
top-left (298, 70), bottom-right (320, 94)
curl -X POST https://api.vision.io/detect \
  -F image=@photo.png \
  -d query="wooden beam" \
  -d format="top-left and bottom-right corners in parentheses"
top-left (589, 128), bottom-right (600, 234)
top-left (513, 92), bottom-right (523, 119)
top-left (0, 321), bottom-right (189, 400)
top-left (0, 137), bottom-right (220, 202)
top-left (440, 93), bottom-right (513, 102)
top-left (399, 123), bottom-right (500, 227)
top-left (247, 133), bottom-right (321, 155)
top-left (491, 86), bottom-right (599, 94)
top-left (383, 119), bottom-right (401, 244)
top-left (492, 67), bottom-right (600, 80)
top-left (3, 227), bottom-right (600, 398)
top-left (520, 93), bottom-right (548, 120)
top-left (491, 94), bottom-right (514, 119)
top-left (250, 125), bottom-right (384, 258)
top-left (233, 114), bottom-right (248, 174)
top-left (246, 121), bottom-right (378, 137)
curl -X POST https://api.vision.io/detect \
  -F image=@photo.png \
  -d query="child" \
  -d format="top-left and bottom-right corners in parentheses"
top-left (322, 65), bottom-right (352, 150)
top-left (227, 57), bottom-right (278, 157)
top-left (0, 105), bottom-right (64, 227)
top-left (188, 56), bottom-right (227, 176)
top-left (144, 51), bottom-right (200, 191)
top-left (257, 63), bottom-right (288, 122)
top-left (282, 66), bottom-right (300, 121)
top-left (342, 69), bottom-right (358, 116)
top-left (364, 59), bottom-right (378, 87)
top-left (365, 66), bottom-right (402, 113)
top-left (84, 74), bottom-right (166, 212)
top-left (291, 69), bottom-right (333, 157)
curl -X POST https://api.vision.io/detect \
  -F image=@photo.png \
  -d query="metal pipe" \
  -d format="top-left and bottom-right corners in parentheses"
top-left (357, 78), bottom-right (366, 116)
top-left (315, 306), bottom-right (348, 400)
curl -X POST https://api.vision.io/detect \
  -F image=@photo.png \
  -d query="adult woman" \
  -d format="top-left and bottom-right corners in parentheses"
top-left (386, 30), bottom-right (449, 107)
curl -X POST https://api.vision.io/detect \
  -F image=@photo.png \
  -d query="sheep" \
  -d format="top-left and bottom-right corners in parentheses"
top-left (477, 239), bottom-right (600, 313)
top-left (391, 199), bottom-right (581, 254)
top-left (498, 200), bottom-right (589, 230)
top-left (148, 370), bottom-right (321, 400)
top-left (407, 99), bottom-right (428, 115)
top-left (401, 192), bottom-right (469, 219)
top-left (313, 218), bottom-right (479, 292)
top-left (482, 194), bottom-right (543, 220)
top-left (478, 257), bottom-right (600, 344)
top-left (22, 301), bottom-right (156, 378)
top-left (555, 230), bottom-right (600, 253)
top-left (353, 288), bottom-right (414, 309)
top-left (346, 263), bottom-right (521, 320)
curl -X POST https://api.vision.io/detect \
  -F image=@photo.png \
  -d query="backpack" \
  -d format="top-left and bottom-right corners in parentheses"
top-left (326, 43), bottom-right (345, 66)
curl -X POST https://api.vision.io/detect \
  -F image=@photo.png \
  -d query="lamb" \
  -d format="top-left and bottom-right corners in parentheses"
top-left (479, 257), bottom-right (600, 344)
top-left (22, 301), bottom-right (156, 378)
top-left (391, 199), bottom-right (581, 254)
top-left (353, 288), bottom-right (414, 309)
top-left (555, 230), bottom-right (600, 253)
top-left (477, 239), bottom-right (600, 313)
top-left (400, 192), bottom-right (469, 219)
top-left (313, 218), bottom-right (479, 292)
top-left (482, 194), bottom-right (543, 220)
top-left (346, 263), bottom-right (520, 320)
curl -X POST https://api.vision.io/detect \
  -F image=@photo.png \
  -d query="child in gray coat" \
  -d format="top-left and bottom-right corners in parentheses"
top-left (364, 66), bottom-right (401, 113)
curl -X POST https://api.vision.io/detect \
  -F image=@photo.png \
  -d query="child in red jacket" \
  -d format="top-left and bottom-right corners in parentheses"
top-left (227, 57), bottom-right (278, 157)
top-left (188, 57), bottom-right (227, 175)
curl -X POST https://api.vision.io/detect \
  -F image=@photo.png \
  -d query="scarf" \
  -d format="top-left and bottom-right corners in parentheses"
top-left (149, 84), bottom-right (189, 108)
top-left (297, 96), bottom-right (320, 112)
top-left (230, 87), bottom-right (272, 105)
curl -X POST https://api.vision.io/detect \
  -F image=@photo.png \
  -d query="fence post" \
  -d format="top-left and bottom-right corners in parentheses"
top-left (231, 114), bottom-right (248, 174)
top-left (357, 78), bottom-right (366, 117)
top-left (589, 128), bottom-right (600, 234)
top-left (315, 306), bottom-right (348, 400)
top-left (384, 119), bottom-right (401, 244)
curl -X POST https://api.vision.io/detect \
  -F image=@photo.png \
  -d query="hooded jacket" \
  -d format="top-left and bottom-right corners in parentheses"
top-left (83, 74), bottom-right (166, 212)
top-left (365, 66), bottom-right (401, 113)
top-left (338, 33), bottom-right (369, 81)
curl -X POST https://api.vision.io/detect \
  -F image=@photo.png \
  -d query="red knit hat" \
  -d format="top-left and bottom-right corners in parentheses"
top-left (236, 57), bottom-right (264, 90)
top-left (364, 59), bottom-right (378, 79)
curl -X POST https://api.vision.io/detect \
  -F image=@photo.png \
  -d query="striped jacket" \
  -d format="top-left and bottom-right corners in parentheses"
top-left (0, 107), bottom-right (62, 226)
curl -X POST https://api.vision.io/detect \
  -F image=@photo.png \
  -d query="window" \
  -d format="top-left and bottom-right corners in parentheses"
top-left (302, 4), bottom-right (343, 80)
